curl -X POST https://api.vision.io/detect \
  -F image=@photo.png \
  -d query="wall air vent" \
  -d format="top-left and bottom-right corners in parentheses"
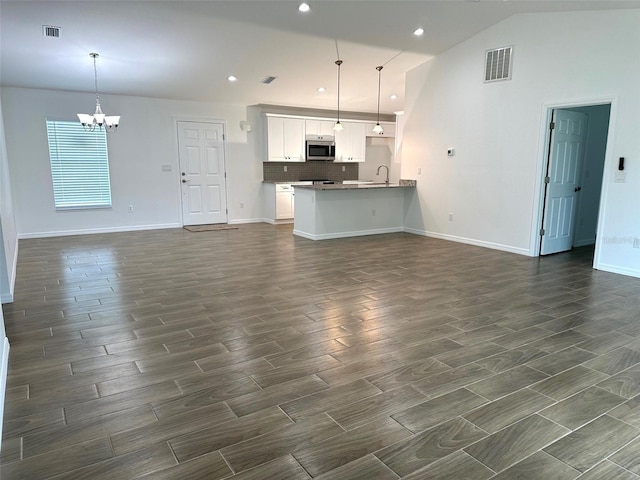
top-left (260, 76), bottom-right (277, 85)
top-left (43, 25), bottom-right (61, 38)
top-left (484, 46), bottom-right (512, 82)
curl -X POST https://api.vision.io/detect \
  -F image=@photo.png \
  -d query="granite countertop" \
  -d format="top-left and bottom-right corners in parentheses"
top-left (294, 179), bottom-right (416, 190)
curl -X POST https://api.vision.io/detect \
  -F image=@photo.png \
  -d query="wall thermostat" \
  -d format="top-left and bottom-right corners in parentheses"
top-left (447, 148), bottom-right (455, 157)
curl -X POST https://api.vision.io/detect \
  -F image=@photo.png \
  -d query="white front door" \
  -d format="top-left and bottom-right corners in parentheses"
top-left (177, 121), bottom-right (228, 225)
top-left (540, 110), bottom-right (587, 255)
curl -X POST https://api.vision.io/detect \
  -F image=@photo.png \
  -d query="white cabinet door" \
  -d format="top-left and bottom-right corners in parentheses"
top-left (275, 184), bottom-right (294, 219)
top-left (267, 117), bottom-right (305, 162)
top-left (335, 122), bottom-right (366, 162)
top-left (306, 120), bottom-right (335, 137)
top-left (365, 122), bottom-right (396, 138)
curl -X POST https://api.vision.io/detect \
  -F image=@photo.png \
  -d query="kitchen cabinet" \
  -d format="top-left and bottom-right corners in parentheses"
top-left (267, 117), bottom-right (305, 162)
top-left (335, 121), bottom-right (366, 162)
top-left (263, 183), bottom-right (295, 223)
top-left (276, 184), bottom-right (295, 219)
top-left (365, 122), bottom-right (396, 138)
top-left (305, 120), bottom-right (335, 137)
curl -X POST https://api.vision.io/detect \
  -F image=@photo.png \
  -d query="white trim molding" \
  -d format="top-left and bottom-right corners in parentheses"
top-left (405, 228), bottom-right (532, 256)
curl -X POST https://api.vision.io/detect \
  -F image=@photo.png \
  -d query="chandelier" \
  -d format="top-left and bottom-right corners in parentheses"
top-left (77, 53), bottom-right (120, 132)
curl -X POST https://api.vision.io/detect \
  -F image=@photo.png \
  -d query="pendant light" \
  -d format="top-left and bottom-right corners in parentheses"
top-left (333, 59), bottom-right (344, 131)
top-left (372, 66), bottom-right (384, 134)
top-left (77, 53), bottom-right (120, 132)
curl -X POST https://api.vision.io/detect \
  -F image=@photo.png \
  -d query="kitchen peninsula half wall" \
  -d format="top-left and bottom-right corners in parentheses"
top-left (293, 180), bottom-right (416, 240)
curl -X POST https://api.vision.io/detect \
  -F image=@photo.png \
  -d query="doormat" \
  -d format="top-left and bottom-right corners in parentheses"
top-left (183, 225), bottom-right (239, 232)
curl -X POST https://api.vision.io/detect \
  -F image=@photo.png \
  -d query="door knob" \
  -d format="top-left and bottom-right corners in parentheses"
top-left (574, 186), bottom-right (582, 192)
top-left (182, 179), bottom-right (188, 183)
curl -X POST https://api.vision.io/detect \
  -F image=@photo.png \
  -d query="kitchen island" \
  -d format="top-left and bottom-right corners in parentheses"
top-left (293, 180), bottom-right (416, 240)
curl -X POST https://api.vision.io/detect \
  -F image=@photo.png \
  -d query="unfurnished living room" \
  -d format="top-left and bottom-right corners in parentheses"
top-left (1, 1), bottom-right (640, 479)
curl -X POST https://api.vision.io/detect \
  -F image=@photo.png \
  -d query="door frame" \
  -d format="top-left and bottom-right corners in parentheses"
top-left (173, 116), bottom-right (229, 226)
top-left (531, 96), bottom-right (617, 270)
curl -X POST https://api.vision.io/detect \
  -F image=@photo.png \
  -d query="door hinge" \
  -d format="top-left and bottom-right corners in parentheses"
top-left (226, 208), bottom-right (228, 214)
top-left (224, 172), bottom-right (227, 178)
top-left (544, 176), bottom-right (550, 184)
top-left (549, 121), bottom-right (555, 130)
top-left (540, 228), bottom-right (545, 236)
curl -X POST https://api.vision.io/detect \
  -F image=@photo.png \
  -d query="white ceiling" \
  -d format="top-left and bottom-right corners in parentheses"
top-left (2, 0), bottom-right (639, 114)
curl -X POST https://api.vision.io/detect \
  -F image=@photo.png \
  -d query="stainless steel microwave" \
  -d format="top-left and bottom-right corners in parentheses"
top-left (305, 135), bottom-right (335, 161)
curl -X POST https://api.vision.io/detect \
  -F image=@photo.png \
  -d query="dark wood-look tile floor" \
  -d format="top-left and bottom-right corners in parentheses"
top-left (2, 223), bottom-right (640, 479)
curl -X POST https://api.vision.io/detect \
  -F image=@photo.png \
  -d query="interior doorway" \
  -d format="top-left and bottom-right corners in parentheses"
top-left (539, 103), bottom-right (611, 256)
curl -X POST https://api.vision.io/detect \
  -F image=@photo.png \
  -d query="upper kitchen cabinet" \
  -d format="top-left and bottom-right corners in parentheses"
top-left (365, 122), bottom-right (396, 138)
top-left (335, 121), bottom-right (366, 162)
top-left (305, 120), bottom-right (335, 137)
top-left (267, 116), bottom-right (305, 162)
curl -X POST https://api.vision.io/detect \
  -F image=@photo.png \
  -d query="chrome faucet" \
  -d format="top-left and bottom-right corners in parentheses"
top-left (376, 164), bottom-right (390, 184)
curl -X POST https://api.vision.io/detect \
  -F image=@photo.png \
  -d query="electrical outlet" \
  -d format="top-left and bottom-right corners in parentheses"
top-left (372, 209), bottom-right (376, 216)
top-left (634, 237), bottom-right (640, 249)
top-left (284, 166), bottom-right (288, 172)
top-left (240, 202), bottom-right (244, 209)
top-left (448, 213), bottom-right (453, 221)
top-left (128, 205), bottom-right (134, 213)
top-left (342, 165), bottom-right (345, 172)
top-left (418, 168), bottom-right (422, 175)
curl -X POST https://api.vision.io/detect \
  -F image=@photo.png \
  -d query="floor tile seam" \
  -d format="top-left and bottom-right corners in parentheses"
top-left (542, 428), bottom-right (640, 474)
top-left (580, 460), bottom-right (640, 479)
top-left (537, 397), bottom-right (630, 431)
top-left (373, 417), bottom-right (492, 476)
top-left (463, 419), bottom-right (573, 475)
top-left (528, 372), bottom-right (614, 401)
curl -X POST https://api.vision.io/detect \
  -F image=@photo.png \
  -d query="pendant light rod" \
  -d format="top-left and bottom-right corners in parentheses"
top-left (334, 59), bottom-right (344, 131)
top-left (373, 65), bottom-right (384, 134)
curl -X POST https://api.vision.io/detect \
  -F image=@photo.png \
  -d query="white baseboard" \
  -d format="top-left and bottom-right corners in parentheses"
top-left (293, 226), bottom-right (404, 241)
top-left (0, 336), bottom-right (9, 452)
top-left (228, 218), bottom-right (268, 225)
top-left (17, 223), bottom-right (182, 239)
top-left (404, 227), bottom-right (532, 256)
top-left (595, 263), bottom-right (640, 279)
top-left (573, 237), bottom-right (596, 248)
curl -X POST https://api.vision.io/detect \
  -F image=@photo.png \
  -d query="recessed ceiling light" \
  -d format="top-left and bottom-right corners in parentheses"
top-left (390, 94), bottom-right (398, 100)
top-left (227, 75), bottom-right (237, 82)
top-left (317, 87), bottom-right (326, 93)
top-left (414, 27), bottom-right (424, 36)
top-left (298, 3), bottom-right (310, 12)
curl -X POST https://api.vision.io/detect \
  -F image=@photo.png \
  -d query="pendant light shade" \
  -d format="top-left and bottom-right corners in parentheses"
top-left (77, 53), bottom-right (120, 132)
top-left (372, 65), bottom-right (384, 134)
top-left (333, 59), bottom-right (344, 131)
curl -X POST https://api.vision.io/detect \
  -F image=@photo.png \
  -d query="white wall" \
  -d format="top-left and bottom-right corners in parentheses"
top-left (0, 91), bottom-right (12, 452)
top-left (401, 9), bottom-right (640, 276)
top-left (1, 87), bottom-right (264, 237)
top-left (0, 92), bottom-right (18, 302)
top-left (360, 137), bottom-right (400, 183)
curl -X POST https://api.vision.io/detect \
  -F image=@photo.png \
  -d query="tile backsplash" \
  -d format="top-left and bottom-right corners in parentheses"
top-left (263, 162), bottom-right (359, 182)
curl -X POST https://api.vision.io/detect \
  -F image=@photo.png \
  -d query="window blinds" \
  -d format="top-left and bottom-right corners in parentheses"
top-left (46, 120), bottom-right (112, 209)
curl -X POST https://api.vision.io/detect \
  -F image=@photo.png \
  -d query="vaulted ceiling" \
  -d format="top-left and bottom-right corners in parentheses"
top-left (2, 1), bottom-right (638, 114)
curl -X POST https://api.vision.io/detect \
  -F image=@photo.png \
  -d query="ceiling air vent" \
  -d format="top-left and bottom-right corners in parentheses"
top-left (484, 46), bottom-right (512, 82)
top-left (43, 25), bottom-right (61, 38)
top-left (260, 76), bottom-right (277, 85)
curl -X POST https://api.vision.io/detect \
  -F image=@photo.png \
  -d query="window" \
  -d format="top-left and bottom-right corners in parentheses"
top-left (46, 120), bottom-right (112, 210)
